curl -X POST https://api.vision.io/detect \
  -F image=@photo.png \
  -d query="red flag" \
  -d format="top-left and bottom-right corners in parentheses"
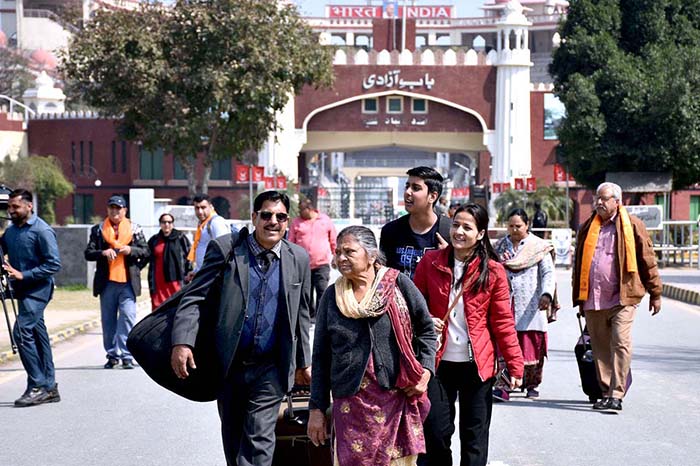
top-left (553, 164), bottom-right (566, 182)
top-left (514, 178), bottom-right (525, 191)
top-left (252, 166), bottom-right (265, 182)
top-left (235, 165), bottom-right (250, 183)
top-left (264, 177), bottom-right (274, 189)
top-left (568, 172), bottom-right (576, 182)
top-left (276, 177), bottom-right (287, 189)
top-left (318, 187), bottom-right (328, 197)
top-left (526, 177), bottom-right (536, 192)
top-left (492, 183), bottom-right (503, 194)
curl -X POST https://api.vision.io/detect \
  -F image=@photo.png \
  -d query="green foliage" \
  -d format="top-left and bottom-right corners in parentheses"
top-left (1, 155), bottom-right (74, 224)
top-left (0, 49), bottom-right (34, 100)
top-left (61, 0), bottom-right (333, 196)
top-left (550, 0), bottom-right (700, 189)
top-left (493, 186), bottom-right (572, 226)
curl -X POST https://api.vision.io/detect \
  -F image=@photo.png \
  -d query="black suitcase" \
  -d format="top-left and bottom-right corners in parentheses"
top-left (272, 389), bottom-right (332, 466)
top-left (575, 313), bottom-right (632, 403)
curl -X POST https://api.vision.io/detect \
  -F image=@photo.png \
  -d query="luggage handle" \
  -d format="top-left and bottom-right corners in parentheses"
top-left (576, 311), bottom-right (594, 363)
top-left (284, 384), bottom-right (310, 424)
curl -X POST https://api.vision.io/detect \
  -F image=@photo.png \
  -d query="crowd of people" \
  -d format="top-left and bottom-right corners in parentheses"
top-left (1, 173), bottom-right (662, 466)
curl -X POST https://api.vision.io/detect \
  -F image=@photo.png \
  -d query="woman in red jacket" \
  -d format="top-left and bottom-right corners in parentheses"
top-left (414, 203), bottom-right (524, 466)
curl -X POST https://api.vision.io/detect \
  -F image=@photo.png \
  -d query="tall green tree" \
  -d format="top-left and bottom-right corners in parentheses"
top-left (1, 155), bottom-right (74, 224)
top-left (550, 0), bottom-right (700, 189)
top-left (61, 0), bottom-right (333, 197)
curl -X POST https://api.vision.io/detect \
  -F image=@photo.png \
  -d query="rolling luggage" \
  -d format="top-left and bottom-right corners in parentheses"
top-left (575, 313), bottom-right (632, 403)
top-left (272, 388), bottom-right (332, 466)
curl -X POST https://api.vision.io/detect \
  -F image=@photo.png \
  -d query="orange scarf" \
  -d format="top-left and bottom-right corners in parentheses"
top-left (187, 209), bottom-right (217, 262)
top-left (101, 218), bottom-right (133, 283)
top-left (578, 206), bottom-right (637, 302)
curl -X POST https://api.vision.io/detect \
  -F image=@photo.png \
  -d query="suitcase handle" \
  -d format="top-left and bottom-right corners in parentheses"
top-left (576, 312), bottom-right (594, 363)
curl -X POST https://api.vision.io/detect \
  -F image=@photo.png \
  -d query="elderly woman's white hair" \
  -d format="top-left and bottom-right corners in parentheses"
top-left (596, 182), bottom-right (622, 200)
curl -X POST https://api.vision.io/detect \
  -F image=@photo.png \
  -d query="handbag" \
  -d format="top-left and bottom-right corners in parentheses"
top-left (126, 233), bottom-right (236, 402)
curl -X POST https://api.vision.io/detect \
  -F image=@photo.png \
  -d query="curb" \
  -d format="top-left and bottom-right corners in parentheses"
top-left (662, 284), bottom-right (700, 307)
top-left (0, 300), bottom-right (151, 366)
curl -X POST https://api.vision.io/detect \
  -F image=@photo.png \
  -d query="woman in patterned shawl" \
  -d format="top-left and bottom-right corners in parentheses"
top-left (494, 208), bottom-right (556, 399)
top-left (308, 225), bottom-right (437, 466)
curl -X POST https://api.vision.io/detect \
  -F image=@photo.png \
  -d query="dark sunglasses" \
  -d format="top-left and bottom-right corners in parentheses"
top-left (257, 211), bottom-right (289, 222)
top-left (160, 220), bottom-right (173, 224)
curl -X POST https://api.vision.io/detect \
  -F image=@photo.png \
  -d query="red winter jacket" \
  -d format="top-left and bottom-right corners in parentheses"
top-left (413, 247), bottom-right (524, 381)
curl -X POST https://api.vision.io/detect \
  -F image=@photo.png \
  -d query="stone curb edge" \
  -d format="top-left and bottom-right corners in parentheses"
top-left (0, 300), bottom-right (150, 366)
top-left (662, 284), bottom-right (700, 307)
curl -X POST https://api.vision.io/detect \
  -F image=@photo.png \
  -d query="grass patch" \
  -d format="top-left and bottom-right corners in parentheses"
top-left (59, 284), bottom-right (89, 291)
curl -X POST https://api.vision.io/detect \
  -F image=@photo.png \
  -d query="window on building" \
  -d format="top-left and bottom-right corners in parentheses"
top-left (71, 142), bottom-right (76, 174)
top-left (121, 141), bottom-right (128, 174)
top-left (88, 141), bottom-right (94, 171)
top-left (387, 97), bottom-right (403, 114)
top-left (139, 147), bottom-right (164, 180)
top-left (74, 194), bottom-right (94, 224)
top-left (80, 141), bottom-right (85, 174)
top-left (691, 196), bottom-right (700, 221)
top-left (210, 158), bottom-right (232, 180)
top-left (362, 98), bottom-right (378, 114)
top-left (111, 141), bottom-right (117, 173)
top-left (173, 157), bottom-right (192, 180)
top-left (411, 98), bottom-right (428, 114)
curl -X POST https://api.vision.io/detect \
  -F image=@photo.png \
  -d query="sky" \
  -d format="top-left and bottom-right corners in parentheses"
top-left (292, 0), bottom-right (484, 18)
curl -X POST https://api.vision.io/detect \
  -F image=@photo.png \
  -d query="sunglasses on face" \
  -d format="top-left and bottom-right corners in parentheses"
top-left (160, 220), bottom-right (173, 225)
top-left (257, 211), bottom-right (289, 222)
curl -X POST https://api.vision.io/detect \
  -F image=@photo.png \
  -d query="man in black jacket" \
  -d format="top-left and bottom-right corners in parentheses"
top-left (171, 190), bottom-right (312, 466)
top-left (85, 195), bottom-right (149, 369)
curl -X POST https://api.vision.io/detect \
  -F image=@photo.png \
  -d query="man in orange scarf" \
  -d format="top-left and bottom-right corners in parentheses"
top-left (85, 196), bottom-right (149, 369)
top-left (185, 194), bottom-right (230, 283)
top-left (572, 182), bottom-right (662, 412)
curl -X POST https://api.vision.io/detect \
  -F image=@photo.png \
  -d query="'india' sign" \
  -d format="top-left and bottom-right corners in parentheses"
top-left (328, 6), bottom-right (453, 19)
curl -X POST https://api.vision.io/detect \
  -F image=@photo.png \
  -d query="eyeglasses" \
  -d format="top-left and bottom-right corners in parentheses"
top-left (257, 211), bottom-right (289, 222)
top-left (160, 220), bottom-right (173, 225)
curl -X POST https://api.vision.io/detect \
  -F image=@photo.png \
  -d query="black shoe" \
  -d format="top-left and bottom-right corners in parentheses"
top-left (104, 358), bottom-right (119, 369)
top-left (608, 398), bottom-right (622, 411)
top-left (45, 384), bottom-right (61, 403)
top-left (14, 387), bottom-right (50, 407)
top-left (593, 398), bottom-right (611, 410)
top-left (122, 359), bottom-right (134, 369)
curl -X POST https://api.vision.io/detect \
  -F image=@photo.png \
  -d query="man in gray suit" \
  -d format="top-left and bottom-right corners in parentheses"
top-left (170, 190), bottom-right (312, 466)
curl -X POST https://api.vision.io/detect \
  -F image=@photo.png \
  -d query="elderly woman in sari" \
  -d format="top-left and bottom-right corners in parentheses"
top-left (308, 225), bottom-right (437, 466)
top-left (494, 208), bottom-right (556, 399)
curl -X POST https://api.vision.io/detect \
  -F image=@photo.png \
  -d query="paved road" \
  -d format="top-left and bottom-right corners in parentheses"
top-left (1, 270), bottom-right (698, 466)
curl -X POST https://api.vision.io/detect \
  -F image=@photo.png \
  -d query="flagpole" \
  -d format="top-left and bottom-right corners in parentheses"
top-left (401, 0), bottom-right (406, 51)
top-left (248, 164), bottom-right (253, 218)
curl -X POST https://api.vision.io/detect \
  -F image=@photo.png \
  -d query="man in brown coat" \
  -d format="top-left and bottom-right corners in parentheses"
top-left (572, 182), bottom-right (662, 412)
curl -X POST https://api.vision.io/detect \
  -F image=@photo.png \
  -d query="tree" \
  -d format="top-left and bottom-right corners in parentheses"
top-left (0, 48), bottom-right (34, 100)
top-left (549, 0), bottom-right (700, 189)
top-left (493, 186), bottom-right (572, 227)
top-left (1, 155), bottom-right (74, 224)
top-left (61, 0), bottom-right (333, 197)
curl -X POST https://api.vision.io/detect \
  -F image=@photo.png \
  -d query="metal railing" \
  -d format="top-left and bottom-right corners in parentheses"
top-left (0, 95), bottom-right (36, 129)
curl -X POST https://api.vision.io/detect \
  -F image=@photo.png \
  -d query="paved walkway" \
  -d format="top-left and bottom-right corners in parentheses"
top-left (1, 267), bottom-right (698, 365)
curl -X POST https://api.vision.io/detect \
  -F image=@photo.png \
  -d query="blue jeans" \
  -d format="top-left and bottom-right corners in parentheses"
top-left (14, 296), bottom-right (56, 391)
top-left (99, 281), bottom-right (136, 360)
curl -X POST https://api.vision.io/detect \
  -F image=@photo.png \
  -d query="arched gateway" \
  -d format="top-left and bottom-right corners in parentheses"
top-left (292, 4), bottom-right (533, 222)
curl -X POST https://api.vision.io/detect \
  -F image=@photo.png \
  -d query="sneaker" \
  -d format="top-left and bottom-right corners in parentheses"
top-left (608, 398), bottom-right (622, 411)
top-left (526, 388), bottom-right (540, 398)
top-left (493, 388), bottom-right (510, 402)
top-left (593, 398), bottom-right (611, 410)
top-left (14, 387), bottom-right (50, 407)
top-left (104, 358), bottom-right (119, 369)
top-left (45, 384), bottom-right (61, 403)
top-left (122, 359), bottom-right (134, 369)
